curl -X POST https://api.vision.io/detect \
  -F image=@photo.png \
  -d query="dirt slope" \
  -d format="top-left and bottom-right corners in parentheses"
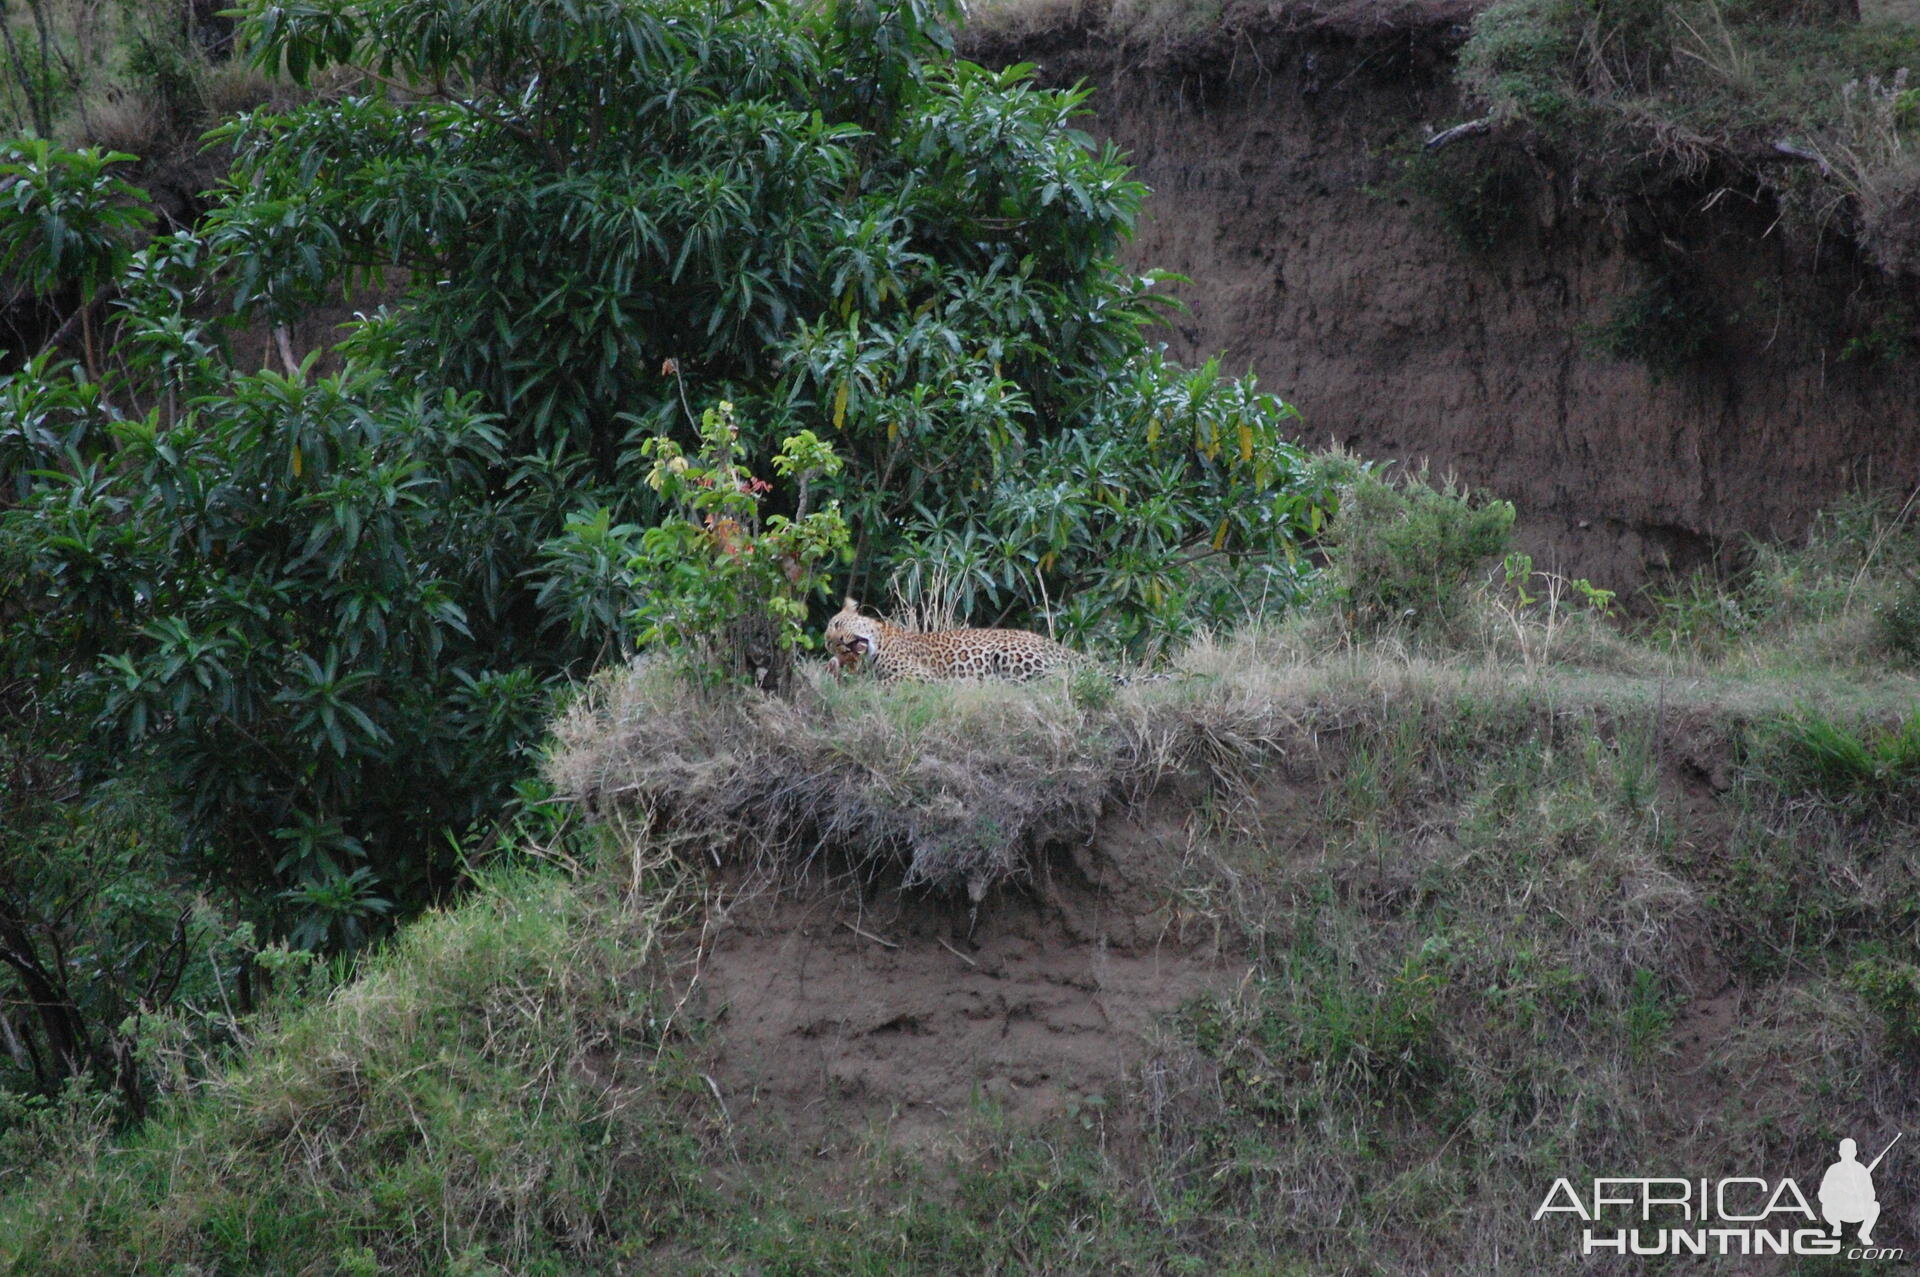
top-left (967, 13), bottom-right (1920, 586)
top-left (694, 807), bottom-right (1229, 1146)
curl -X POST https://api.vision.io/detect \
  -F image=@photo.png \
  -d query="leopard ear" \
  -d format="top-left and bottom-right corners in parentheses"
top-left (839, 596), bottom-right (861, 614)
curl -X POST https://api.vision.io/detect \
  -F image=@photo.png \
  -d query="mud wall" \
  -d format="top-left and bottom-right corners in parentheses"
top-left (969, 19), bottom-right (1920, 585)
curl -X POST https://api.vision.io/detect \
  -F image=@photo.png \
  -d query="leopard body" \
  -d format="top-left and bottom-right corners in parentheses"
top-left (824, 598), bottom-right (1081, 683)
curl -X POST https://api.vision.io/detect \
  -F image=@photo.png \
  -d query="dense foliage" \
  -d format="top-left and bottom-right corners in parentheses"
top-left (0, 0), bottom-right (1335, 1116)
top-left (212, 0), bottom-right (1325, 644)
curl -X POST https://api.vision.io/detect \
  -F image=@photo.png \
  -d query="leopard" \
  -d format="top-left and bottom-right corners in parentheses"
top-left (823, 597), bottom-right (1082, 683)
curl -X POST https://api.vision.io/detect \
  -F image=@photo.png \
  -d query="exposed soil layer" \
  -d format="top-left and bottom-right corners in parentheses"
top-left (967, 14), bottom-right (1920, 587)
top-left (681, 710), bottom-right (1752, 1153)
top-left (690, 791), bottom-right (1243, 1144)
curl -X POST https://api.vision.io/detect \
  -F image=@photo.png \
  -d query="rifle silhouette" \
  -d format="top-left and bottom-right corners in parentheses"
top-left (1867, 1132), bottom-right (1903, 1174)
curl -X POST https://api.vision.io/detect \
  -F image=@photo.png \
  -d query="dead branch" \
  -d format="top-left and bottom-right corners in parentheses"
top-left (1767, 140), bottom-right (1834, 178)
top-left (840, 921), bottom-right (900, 949)
top-left (1424, 117), bottom-right (1492, 151)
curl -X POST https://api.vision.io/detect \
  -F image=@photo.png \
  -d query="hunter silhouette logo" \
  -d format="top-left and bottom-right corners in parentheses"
top-left (1534, 1133), bottom-right (1906, 1259)
top-left (1821, 1134), bottom-right (1900, 1246)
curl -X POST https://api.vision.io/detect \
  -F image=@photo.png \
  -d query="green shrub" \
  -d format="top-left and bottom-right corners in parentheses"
top-left (1457, 0), bottom-right (1584, 122)
top-left (208, 0), bottom-right (1332, 649)
top-left (0, 0), bottom-right (1336, 962)
top-left (1839, 298), bottom-right (1918, 366)
top-left (0, 732), bottom-right (270, 1123)
top-left (1761, 711), bottom-right (1920, 803)
top-left (535, 401), bottom-right (851, 692)
top-left (1848, 958), bottom-right (1920, 1060)
top-left (1581, 273), bottom-right (1719, 380)
top-left (1876, 573), bottom-right (1920, 664)
top-left (1403, 144), bottom-right (1534, 253)
top-left (0, 331), bottom-right (544, 928)
top-left (126, 26), bottom-right (209, 133)
top-left (1322, 469), bottom-right (1517, 631)
top-left (1646, 568), bottom-right (1755, 655)
top-left (1068, 664), bottom-right (1117, 710)
top-left (0, 141), bottom-right (153, 376)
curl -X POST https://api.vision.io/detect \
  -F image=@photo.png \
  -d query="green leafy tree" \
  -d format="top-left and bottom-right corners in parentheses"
top-left (1, 280), bottom-right (546, 934)
top-left (0, 720), bottom-right (252, 1120)
top-left (0, 141), bottom-right (153, 377)
top-left (213, 0), bottom-right (1333, 635)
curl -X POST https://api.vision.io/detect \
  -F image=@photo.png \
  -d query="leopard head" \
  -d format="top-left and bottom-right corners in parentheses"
top-left (824, 597), bottom-right (881, 673)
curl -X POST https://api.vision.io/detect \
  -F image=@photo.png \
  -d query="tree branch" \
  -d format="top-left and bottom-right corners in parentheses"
top-left (274, 324), bottom-right (301, 377)
top-left (36, 286), bottom-right (117, 360)
top-left (1766, 140), bottom-right (1834, 178)
top-left (1424, 117), bottom-right (1492, 152)
top-left (348, 59), bottom-right (550, 160)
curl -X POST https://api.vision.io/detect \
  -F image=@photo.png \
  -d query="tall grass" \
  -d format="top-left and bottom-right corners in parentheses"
top-left (0, 859), bottom-right (712, 1274)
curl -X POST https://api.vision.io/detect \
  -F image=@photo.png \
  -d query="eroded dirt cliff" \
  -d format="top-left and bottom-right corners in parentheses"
top-left (969, 11), bottom-right (1920, 587)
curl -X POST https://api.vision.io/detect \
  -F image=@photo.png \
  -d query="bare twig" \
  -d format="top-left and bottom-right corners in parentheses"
top-left (701, 1072), bottom-right (732, 1127)
top-left (937, 936), bottom-right (978, 967)
top-left (840, 921), bottom-right (899, 949)
top-left (36, 289), bottom-right (115, 360)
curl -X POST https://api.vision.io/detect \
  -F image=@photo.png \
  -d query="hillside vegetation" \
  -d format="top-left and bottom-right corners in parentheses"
top-left (0, 1), bottom-right (258, 152)
top-left (4, 0), bottom-right (1919, 1271)
top-left (3, 473), bottom-right (1917, 1272)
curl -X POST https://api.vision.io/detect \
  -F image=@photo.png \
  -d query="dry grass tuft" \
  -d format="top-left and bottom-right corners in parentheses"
top-left (75, 91), bottom-right (170, 157)
top-left (546, 657), bottom-right (1316, 899)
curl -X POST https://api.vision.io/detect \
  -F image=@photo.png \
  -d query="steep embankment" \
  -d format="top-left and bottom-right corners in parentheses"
top-left (9, 618), bottom-right (1920, 1272)
top-left (6, 458), bottom-right (1918, 1270)
top-left (966, 7), bottom-right (1920, 586)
